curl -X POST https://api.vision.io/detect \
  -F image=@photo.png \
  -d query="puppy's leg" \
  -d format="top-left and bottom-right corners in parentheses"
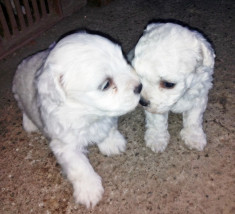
top-left (98, 119), bottom-right (126, 156)
top-left (180, 99), bottom-right (207, 150)
top-left (22, 113), bottom-right (38, 133)
top-left (145, 111), bottom-right (170, 153)
top-left (50, 139), bottom-right (104, 208)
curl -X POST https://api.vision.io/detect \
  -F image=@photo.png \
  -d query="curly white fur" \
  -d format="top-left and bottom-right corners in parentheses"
top-left (13, 32), bottom-right (141, 208)
top-left (129, 22), bottom-right (215, 152)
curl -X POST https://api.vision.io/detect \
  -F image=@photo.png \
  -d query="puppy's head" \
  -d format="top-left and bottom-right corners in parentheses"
top-left (37, 32), bottom-right (141, 117)
top-left (131, 23), bottom-right (215, 114)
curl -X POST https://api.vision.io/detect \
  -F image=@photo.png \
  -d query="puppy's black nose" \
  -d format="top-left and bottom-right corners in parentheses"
top-left (134, 83), bottom-right (142, 94)
top-left (139, 97), bottom-right (150, 107)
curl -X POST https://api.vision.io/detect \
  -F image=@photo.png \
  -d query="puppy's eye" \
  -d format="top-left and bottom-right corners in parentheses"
top-left (160, 81), bottom-right (175, 89)
top-left (100, 79), bottom-right (111, 91)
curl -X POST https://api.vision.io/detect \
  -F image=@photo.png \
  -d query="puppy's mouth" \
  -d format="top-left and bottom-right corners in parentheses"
top-left (139, 98), bottom-right (165, 114)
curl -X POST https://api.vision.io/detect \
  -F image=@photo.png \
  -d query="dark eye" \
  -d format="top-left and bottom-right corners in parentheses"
top-left (160, 81), bottom-right (175, 89)
top-left (100, 79), bottom-right (111, 91)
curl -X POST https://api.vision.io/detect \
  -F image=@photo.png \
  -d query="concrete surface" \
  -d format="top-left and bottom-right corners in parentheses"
top-left (0, 0), bottom-right (234, 213)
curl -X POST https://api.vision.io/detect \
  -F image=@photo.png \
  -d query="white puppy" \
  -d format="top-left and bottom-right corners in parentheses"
top-left (13, 31), bottom-right (142, 208)
top-left (129, 23), bottom-right (215, 152)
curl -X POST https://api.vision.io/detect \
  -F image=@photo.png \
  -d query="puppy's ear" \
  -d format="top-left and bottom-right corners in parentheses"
top-left (197, 33), bottom-right (215, 70)
top-left (36, 64), bottom-right (66, 104)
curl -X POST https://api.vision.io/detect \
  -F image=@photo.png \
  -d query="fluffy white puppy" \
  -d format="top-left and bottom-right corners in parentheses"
top-left (13, 31), bottom-right (142, 208)
top-left (129, 22), bottom-right (215, 152)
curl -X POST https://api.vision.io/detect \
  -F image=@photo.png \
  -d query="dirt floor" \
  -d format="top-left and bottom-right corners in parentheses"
top-left (0, 0), bottom-right (234, 213)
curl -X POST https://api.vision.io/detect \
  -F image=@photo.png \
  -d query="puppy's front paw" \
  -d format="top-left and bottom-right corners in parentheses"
top-left (145, 130), bottom-right (170, 153)
top-left (180, 128), bottom-right (207, 151)
top-left (73, 173), bottom-right (104, 208)
top-left (98, 131), bottom-right (126, 156)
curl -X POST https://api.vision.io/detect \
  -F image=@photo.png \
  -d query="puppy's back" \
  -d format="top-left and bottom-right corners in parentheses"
top-left (12, 49), bottom-right (50, 129)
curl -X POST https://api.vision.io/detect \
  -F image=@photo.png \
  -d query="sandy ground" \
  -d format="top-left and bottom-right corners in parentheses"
top-left (0, 0), bottom-right (234, 213)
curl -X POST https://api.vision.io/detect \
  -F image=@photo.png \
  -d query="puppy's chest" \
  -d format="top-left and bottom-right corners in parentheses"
top-left (171, 94), bottom-right (194, 113)
top-left (171, 85), bottom-right (206, 113)
top-left (80, 117), bottom-right (114, 143)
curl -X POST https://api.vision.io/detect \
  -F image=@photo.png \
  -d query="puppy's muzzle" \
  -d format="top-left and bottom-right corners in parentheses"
top-left (139, 97), bottom-right (150, 107)
top-left (134, 84), bottom-right (142, 94)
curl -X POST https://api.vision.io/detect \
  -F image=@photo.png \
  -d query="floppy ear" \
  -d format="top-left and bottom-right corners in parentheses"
top-left (197, 34), bottom-right (215, 70)
top-left (36, 64), bottom-right (66, 104)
